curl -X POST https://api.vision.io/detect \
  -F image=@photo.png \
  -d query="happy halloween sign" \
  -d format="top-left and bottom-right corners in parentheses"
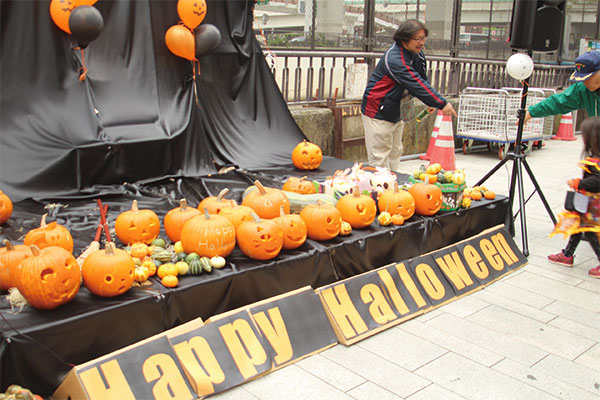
top-left (53, 225), bottom-right (526, 399)
top-left (316, 225), bottom-right (526, 344)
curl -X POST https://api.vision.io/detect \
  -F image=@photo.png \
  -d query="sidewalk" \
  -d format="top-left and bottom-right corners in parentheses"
top-left (212, 137), bottom-right (600, 400)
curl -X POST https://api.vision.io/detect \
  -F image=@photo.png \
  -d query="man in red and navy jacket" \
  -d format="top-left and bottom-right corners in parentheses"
top-left (361, 19), bottom-right (456, 171)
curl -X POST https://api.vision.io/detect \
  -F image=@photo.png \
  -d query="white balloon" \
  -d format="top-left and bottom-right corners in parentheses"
top-left (506, 53), bottom-right (534, 80)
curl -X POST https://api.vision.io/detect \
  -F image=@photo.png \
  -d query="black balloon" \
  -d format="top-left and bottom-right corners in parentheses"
top-left (68, 5), bottom-right (104, 49)
top-left (195, 24), bottom-right (221, 57)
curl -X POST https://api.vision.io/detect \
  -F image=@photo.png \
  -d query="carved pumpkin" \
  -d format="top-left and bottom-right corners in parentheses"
top-left (0, 240), bottom-right (33, 290)
top-left (180, 209), bottom-right (236, 257)
top-left (272, 206), bottom-right (307, 250)
top-left (82, 242), bottom-right (135, 297)
top-left (236, 213), bottom-right (284, 260)
top-left (164, 199), bottom-right (202, 243)
top-left (114, 200), bottom-right (161, 245)
top-left (197, 188), bottom-right (235, 214)
top-left (242, 180), bottom-right (290, 219)
top-left (17, 245), bottom-right (81, 310)
top-left (24, 213), bottom-right (74, 253)
top-left (218, 203), bottom-right (254, 230)
top-left (408, 179), bottom-right (443, 216)
top-left (336, 186), bottom-right (376, 229)
top-left (0, 190), bottom-right (13, 225)
top-left (292, 141), bottom-right (323, 170)
top-left (378, 182), bottom-right (415, 220)
top-left (299, 200), bottom-right (342, 241)
top-left (282, 176), bottom-right (317, 194)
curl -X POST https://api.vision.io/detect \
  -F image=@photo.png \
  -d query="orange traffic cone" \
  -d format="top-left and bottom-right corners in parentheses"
top-left (419, 110), bottom-right (443, 160)
top-left (552, 112), bottom-right (576, 141)
top-left (428, 114), bottom-right (456, 171)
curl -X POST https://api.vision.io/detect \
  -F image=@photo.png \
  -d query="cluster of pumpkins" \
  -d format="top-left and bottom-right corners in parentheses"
top-left (0, 384), bottom-right (42, 400)
top-left (461, 185), bottom-right (496, 208)
top-left (412, 163), bottom-right (466, 185)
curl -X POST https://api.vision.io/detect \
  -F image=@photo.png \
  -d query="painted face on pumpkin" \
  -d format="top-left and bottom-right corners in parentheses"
top-left (60, 0), bottom-right (76, 12)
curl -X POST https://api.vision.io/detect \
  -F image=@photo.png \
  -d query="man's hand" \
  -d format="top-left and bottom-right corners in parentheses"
top-left (442, 103), bottom-right (457, 117)
top-left (523, 110), bottom-right (533, 125)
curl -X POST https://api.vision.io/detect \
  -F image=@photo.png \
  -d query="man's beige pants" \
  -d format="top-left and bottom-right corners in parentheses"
top-left (361, 114), bottom-right (405, 172)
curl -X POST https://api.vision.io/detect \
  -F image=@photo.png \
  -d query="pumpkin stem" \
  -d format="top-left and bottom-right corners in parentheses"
top-left (299, 176), bottom-right (308, 182)
top-left (30, 244), bottom-right (41, 256)
top-left (105, 242), bottom-right (116, 256)
top-left (352, 185), bottom-right (361, 197)
top-left (394, 181), bottom-right (399, 192)
top-left (179, 199), bottom-right (189, 211)
top-left (254, 180), bottom-right (267, 195)
top-left (131, 200), bottom-right (139, 212)
top-left (250, 212), bottom-right (261, 223)
top-left (204, 208), bottom-right (211, 219)
top-left (40, 213), bottom-right (48, 228)
top-left (279, 205), bottom-right (286, 218)
top-left (216, 188), bottom-right (230, 201)
top-left (3, 240), bottom-right (15, 251)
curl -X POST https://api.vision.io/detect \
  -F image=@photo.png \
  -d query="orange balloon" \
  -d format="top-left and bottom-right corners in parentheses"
top-left (177, 0), bottom-right (207, 30)
top-left (49, 0), bottom-right (78, 34)
top-left (165, 25), bottom-right (196, 61)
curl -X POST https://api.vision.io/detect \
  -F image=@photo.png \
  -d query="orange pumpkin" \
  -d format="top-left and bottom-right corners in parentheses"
top-left (272, 206), bottom-right (307, 250)
top-left (161, 274), bottom-right (179, 288)
top-left (391, 214), bottom-right (405, 225)
top-left (180, 209), bottom-right (236, 258)
top-left (291, 140), bottom-right (323, 170)
top-left (24, 213), bottom-right (74, 253)
top-left (17, 245), bottom-right (81, 310)
top-left (114, 200), bottom-right (160, 245)
top-left (236, 213), bottom-right (284, 260)
top-left (282, 176), bottom-right (317, 194)
top-left (242, 180), bottom-right (290, 219)
top-left (82, 242), bottom-right (135, 297)
top-left (408, 180), bottom-right (443, 216)
top-left (0, 190), bottom-right (13, 225)
top-left (336, 186), bottom-right (376, 229)
top-left (164, 199), bottom-right (202, 243)
top-left (218, 203), bottom-right (254, 230)
top-left (197, 188), bottom-right (235, 214)
top-left (378, 182), bottom-right (415, 220)
top-left (299, 200), bottom-right (342, 241)
top-left (0, 240), bottom-right (33, 290)
top-left (484, 190), bottom-right (496, 200)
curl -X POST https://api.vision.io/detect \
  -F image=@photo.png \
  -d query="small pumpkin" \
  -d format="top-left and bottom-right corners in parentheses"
top-left (299, 200), bottom-right (342, 241)
top-left (237, 212), bottom-right (284, 260)
top-left (82, 242), bottom-right (135, 297)
top-left (164, 199), bottom-right (202, 243)
top-left (483, 190), bottom-right (496, 200)
top-left (391, 214), bottom-right (405, 225)
top-left (218, 203), bottom-right (254, 230)
top-left (377, 182), bottom-right (415, 220)
top-left (291, 140), bottom-right (323, 170)
top-left (470, 190), bottom-right (483, 201)
top-left (452, 170), bottom-right (466, 185)
top-left (197, 188), bottom-right (235, 214)
top-left (17, 245), bottom-right (81, 310)
top-left (161, 274), bottom-right (179, 288)
top-left (242, 180), bottom-right (290, 219)
top-left (408, 178), bottom-right (443, 216)
top-left (336, 186), bottom-right (376, 229)
top-left (282, 176), bottom-right (317, 194)
top-left (339, 221), bottom-right (352, 236)
top-left (0, 190), bottom-right (13, 225)
top-left (272, 206), bottom-right (307, 250)
top-left (180, 209), bottom-right (236, 258)
top-left (129, 242), bottom-right (151, 259)
top-left (0, 240), bottom-right (33, 290)
top-left (24, 213), bottom-right (74, 253)
top-left (377, 211), bottom-right (392, 226)
top-left (114, 200), bottom-right (160, 245)
top-left (134, 265), bottom-right (151, 283)
top-left (157, 263), bottom-right (178, 279)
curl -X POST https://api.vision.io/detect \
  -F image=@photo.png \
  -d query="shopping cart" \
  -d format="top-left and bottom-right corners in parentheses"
top-left (457, 87), bottom-right (546, 159)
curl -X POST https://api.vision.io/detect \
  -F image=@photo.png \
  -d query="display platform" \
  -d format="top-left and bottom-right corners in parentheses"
top-left (0, 161), bottom-right (511, 396)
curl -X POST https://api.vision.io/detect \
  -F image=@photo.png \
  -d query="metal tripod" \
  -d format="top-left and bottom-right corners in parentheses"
top-left (475, 78), bottom-right (557, 257)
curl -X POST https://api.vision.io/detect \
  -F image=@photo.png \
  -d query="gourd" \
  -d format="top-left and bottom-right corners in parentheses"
top-left (114, 200), bottom-right (160, 245)
top-left (164, 199), bottom-right (201, 243)
top-left (24, 213), bottom-right (74, 253)
top-left (82, 242), bottom-right (135, 297)
top-left (283, 191), bottom-right (338, 213)
top-left (291, 140), bottom-right (323, 170)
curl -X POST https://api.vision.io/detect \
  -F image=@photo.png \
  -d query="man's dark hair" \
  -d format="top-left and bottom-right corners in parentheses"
top-left (581, 116), bottom-right (600, 157)
top-left (393, 19), bottom-right (428, 46)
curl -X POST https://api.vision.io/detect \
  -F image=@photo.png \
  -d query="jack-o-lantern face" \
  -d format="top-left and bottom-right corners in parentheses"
top-left (408, 181), bottom-right (443, 216)
top-left (114, 200), bottom-right (161, 245)
top-left (237, 215), bottom-right (283, 260)
top-left (82, 243), bottom-right (135, 297)
top-left (17, 246), bottom-right (81, 310)
top-left (273, 209), bottom-right (307, 250)
top-left (177, 0), bottom-right (207, 30)
top-left (378, 184), bottom-right (415, 220)
top-left (299, 201), bottom-right (342, 241)
top-left (282, 176), bottom-right (317, 194)
top-left (292, 141), bottom-right (323, 170)
top-left (24, 214), bottom-right (74, 253)
top-left (336, 187), bottom-right (376, 229)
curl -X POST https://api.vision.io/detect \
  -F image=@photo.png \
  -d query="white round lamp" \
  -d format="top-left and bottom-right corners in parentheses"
top-left (506, 52), bottom-right (534, 80)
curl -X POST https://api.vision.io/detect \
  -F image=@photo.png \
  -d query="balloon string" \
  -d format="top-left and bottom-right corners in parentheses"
top-left (193, 59), bottom-right (200, 107)
top-left (76, 47), bottom-right (88, 81)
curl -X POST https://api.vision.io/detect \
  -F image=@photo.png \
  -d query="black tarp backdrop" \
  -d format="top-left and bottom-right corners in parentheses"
top-left (0, 0), bottom-right (306, 202)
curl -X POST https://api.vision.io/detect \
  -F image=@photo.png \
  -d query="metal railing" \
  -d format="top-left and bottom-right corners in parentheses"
top-left (265, 50), bottom-right (574, 104)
